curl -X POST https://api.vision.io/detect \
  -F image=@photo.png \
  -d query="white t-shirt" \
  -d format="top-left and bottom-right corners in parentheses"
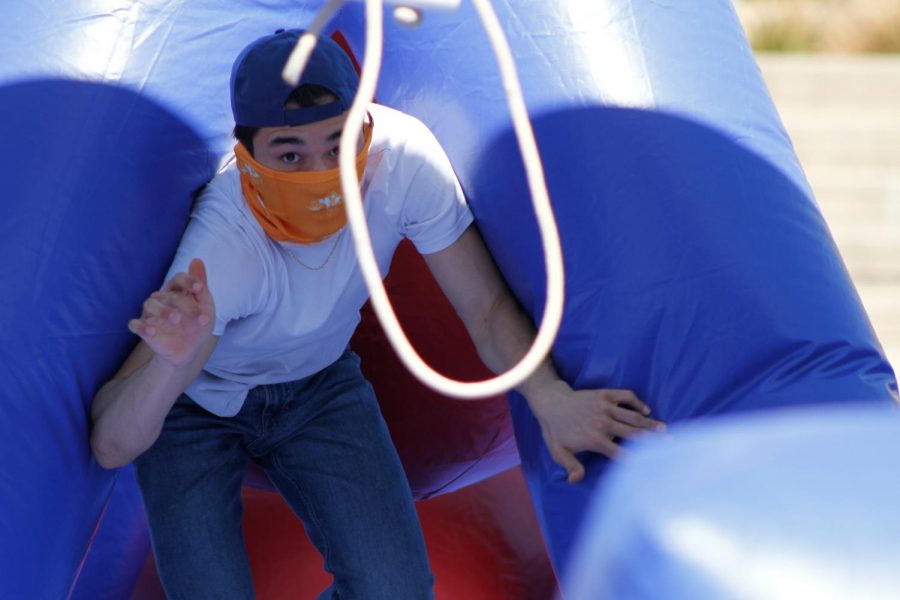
top-left (165, 104), bottom-right (473, 416)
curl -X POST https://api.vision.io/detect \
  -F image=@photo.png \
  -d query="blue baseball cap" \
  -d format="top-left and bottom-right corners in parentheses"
top-left (230, 28), bottom-right (359, 127)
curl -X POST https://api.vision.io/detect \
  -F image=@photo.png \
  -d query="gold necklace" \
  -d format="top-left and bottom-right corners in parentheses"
top-left (281, 233), bottom-right (343, 271)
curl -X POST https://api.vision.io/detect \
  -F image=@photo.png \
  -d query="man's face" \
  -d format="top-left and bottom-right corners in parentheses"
top-left (251, 111), bottom-right (364, 173)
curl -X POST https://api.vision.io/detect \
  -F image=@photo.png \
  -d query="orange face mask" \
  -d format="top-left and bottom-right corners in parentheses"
top-left (235, 123), bottom-right (373, 244)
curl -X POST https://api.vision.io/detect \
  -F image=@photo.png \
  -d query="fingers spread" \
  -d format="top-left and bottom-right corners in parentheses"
top-left (145, 292), bottom-right (185, 320)
top-left (188, 258), bottom-right (207, 286)
top-left (165, 272), bottom-right (200, 294)
top-left (605, 420), bottom-right (650, 442)
top-left (608, 390), bottom-right (650, 415)
top-left (142, 296), bottom-right (169, 320)
top-left (167, 260), bottom-right (214, 308)
top-left (129, 317), bottom-right (158, 339)
top-left (549, 445), bottom-right (586, 484)
top-left (186, 260), bottom-right (210, 300)
top-left (127, 318), bottom-right (144, 336)
top-left (567, 464), bottom-right (585, 484)
top-left (136, 286), bottom-right (212, 341)
top-left (611, 405), bottom-right (666, 432)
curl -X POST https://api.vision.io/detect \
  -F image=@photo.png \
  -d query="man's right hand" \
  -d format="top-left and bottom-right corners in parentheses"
top-left (128, 258), bottom-right (215, 367)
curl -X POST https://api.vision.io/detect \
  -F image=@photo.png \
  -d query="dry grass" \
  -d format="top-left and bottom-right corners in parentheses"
top-left (736, 0), bottom-right (900, 53)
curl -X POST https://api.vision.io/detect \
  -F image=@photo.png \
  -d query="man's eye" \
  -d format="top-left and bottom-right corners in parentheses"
top-left (281, 153), bottom-right (301, 164)
top-left (328, 147), bottom-right (340, 158)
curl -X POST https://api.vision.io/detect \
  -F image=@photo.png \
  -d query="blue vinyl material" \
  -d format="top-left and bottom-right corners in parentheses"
top-left (0, 79), bottom-right (211, 597)
top-left (1, 0), bottom-right (897, 596)
top-left (564, 404), bottom-right (900, 599)
top-left (70, 466), bottom-right (151, 600)
top-left (470, 106), bottom-right (899, 573)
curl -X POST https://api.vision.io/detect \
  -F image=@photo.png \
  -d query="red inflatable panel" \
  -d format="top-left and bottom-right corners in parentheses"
top-left (352, 239), bottom-right (520, 498)
top-left (132, 468), bottom-right (557, 599)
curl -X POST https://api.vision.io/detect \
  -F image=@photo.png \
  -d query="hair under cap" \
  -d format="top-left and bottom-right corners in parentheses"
top-left (230, 28), bottom-right (359, 127)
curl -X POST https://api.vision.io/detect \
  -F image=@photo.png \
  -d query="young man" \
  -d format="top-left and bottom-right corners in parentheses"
top-left (90, 29), bottom-right (663, 598)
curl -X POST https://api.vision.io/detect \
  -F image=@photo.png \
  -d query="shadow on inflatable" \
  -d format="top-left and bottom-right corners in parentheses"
top-left (470, 105), bottom-right (898, 573)
top-left (0, 78), bottom-right (209, 600)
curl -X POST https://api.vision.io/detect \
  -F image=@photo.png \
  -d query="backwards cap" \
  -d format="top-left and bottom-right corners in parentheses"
top-left (230, 28), bottom-right (359, 127)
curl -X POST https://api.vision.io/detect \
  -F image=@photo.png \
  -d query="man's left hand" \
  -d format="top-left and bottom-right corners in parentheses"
top-left (528, 381), bottom-right (665, 483)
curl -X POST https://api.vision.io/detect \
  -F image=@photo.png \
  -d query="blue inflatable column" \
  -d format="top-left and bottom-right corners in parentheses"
top-left (335, 0), bottom-right (899, 577)
top-left (564, 405), bottom-right (900, 599)
top-left (0, 2), bottom-right (219, 595)
top-left (0, 76), bottom-right (210, 599)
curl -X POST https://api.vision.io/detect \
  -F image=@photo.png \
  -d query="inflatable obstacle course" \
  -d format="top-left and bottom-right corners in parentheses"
top-left (1, 1), bottom-right (896, 597)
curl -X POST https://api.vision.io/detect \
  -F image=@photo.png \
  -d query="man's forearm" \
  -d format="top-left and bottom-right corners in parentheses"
top-left (90, 356), bottom-right (196, 469)
top-left (422, 226), bottom-right (661, 479)
top-left (467, 291), bottom-right (566, 411)
top-left (92, 259), bottom-right (217, 468)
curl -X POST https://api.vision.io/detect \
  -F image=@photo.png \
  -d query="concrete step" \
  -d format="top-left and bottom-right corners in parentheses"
top-left (757, 54), bottom-right (900, 108)
top-left (836, 250), bottom-right (900, 283)
top-left (775, 107), bottom-right (900, 133)
top-left (805, 164), bottom-right (900, 184)
top-left (810, 186), bottom-right (900, 219)
top-left (756, 53), bottom-right (900, 369)
top-left (790, 134), bottom-right (900, 167)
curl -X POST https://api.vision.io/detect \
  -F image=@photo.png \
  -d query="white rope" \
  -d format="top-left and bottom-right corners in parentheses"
top-left (282, 0), bottom-right (347, 86)
top-left (288, 0), bottom-right (565, 399)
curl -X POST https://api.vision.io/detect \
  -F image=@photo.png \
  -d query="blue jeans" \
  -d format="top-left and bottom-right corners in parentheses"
top-left (134, 349), bottom-right (433, 599)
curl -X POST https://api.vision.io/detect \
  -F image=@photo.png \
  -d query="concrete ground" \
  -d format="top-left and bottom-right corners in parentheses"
top-left (757, 53), bottom-right (900, 376)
